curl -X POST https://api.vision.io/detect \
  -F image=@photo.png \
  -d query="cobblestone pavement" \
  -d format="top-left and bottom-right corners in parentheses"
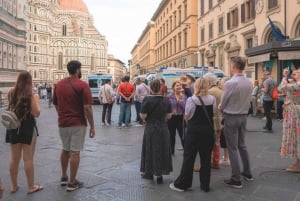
top-left (0, 102), bottom-right (299, 201)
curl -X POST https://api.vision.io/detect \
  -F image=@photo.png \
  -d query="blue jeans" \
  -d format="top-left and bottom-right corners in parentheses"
top-left (118, 102), bottom-right (131, 126)
top-left (134, 101), bottom-right (142, 124)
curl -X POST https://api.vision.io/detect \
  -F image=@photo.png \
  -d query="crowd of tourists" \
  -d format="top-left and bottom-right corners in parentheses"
top-left (1, 56), bottom-right (300, 199)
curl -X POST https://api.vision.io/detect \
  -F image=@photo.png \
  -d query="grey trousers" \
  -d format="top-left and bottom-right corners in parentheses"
top-left (223, 114), bottom-right (252, 181)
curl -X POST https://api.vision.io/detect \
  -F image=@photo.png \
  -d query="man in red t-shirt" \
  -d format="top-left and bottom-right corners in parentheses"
top-left (53, 60), bottom-right (95, 192)
top-left (160, 78), bottom-right (168, 96)
top-left (117, 75), bottom-right (135, 128)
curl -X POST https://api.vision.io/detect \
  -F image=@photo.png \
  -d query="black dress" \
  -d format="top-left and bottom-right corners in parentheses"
top-left (140, 95), bottom-right (173, 176)
top-left (6, 114), bottom-right (38, 145)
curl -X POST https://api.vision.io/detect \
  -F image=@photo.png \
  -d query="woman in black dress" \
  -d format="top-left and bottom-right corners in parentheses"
top-left (169, 77), bottom-right (216, 192)
top-left (140, 79), bottom-right (173, 184)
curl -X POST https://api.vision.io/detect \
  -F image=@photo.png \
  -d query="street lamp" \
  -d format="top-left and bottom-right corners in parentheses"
top-left (209, 43), bottom-right (218, 67)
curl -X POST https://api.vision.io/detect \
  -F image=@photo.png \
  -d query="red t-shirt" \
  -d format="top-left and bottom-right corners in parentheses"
top-left (160, 84), bottom-right (168, 96)
top-left (53, 77), bottom-right (92, 127)
top-left (118, 82), bottom-right (135, 97)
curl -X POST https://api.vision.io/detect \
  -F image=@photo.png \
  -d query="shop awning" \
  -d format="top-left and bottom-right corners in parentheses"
top-left (278, 51), bottom-right (300, 60)
top-left (247, 53), bottom-right (270, 64)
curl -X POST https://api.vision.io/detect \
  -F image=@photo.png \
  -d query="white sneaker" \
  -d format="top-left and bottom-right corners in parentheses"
top-left (169, 182), bottom-right (184, 192)
top-left (135, 124), bottom-right (144, 127)
top-left (261, 117), bottom-right (266, 120)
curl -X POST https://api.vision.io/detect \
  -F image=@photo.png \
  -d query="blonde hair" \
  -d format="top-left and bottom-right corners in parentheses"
top-left (194, 77), bottom-right (209, 96)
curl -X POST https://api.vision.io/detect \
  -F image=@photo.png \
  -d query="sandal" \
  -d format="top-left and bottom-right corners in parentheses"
top-left (286, 165), bottom-right (300, 173)
top-left (27, 184), bottom-right (44, 194)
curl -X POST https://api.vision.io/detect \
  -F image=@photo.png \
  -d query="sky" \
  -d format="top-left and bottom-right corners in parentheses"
top-left (84, 0), bottom-right (162, 65)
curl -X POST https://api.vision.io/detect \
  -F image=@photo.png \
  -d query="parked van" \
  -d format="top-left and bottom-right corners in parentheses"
top-left (87, 74), bottom-right (113, 103)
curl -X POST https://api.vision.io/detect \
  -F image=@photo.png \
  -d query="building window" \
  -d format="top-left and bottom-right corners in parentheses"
top-left (218, 16), bottom-right (223, 33)
top-left (201, 52), bottom-right (205, 66)
top-left (178, 7), bottom-right (181, 24)
top-left (241, 0), bottom-right (255, 23)
top-left (178, 33), bottom-right (181, 51)
top-left (268, 0), bottom-right (278, 10)
top-left (62, 24), bottom-right (67, 36)
top-left (184, 30), bottom-right (188, 48)
top-left (209, 23), bottom-right (213, 39)
top-left (227, 7), bottom-right (238, 30)
top-left (174, 36), bottom-right (177, 53)
top-left (184, 3), bottom-right (187, 19)
top-left (200, 0), bottom-right (204, 16)
top-left (80, 27), bottom-right (83, 37)
top-left (58, 52), bottom-right (63, 70)
top-left (174, 11), bottom-right (177, 27)
top-left (201, 28), bottom-right (205, 43)
top-left (247, 38), bottom-right (253, 48)
top-left (209, 0), bottom-right (213, 9)
top-left (91, 54), bottom-right (95, 71)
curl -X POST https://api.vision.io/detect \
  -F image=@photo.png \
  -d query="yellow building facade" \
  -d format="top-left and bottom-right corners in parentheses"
top-left (132, 0), bottom-right (300, 81)
top-left (198, 0), bottom-right (300, 80)
top-left (107, 54), bottom-right (127, 84)
top-left (131, 0), bottom-right (198, 75)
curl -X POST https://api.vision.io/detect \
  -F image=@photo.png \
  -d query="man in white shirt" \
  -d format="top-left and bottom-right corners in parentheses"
top-left (134, 78), bottom-right (150, 126)
top-left (98, 80), bottom-right (114, 126)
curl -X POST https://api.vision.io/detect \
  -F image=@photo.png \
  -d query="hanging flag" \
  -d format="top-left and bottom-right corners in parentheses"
top-left (268, 17), bottom-right (286, 41)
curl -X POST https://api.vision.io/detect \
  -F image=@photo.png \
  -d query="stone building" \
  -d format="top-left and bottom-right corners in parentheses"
top-left (131, 0), bottom-right (198, 76)
top-left (198, 0), bottom-right (300, 80)
top-left (0, 0), bottom-right (27, 92)
top-left (107, 54), bottom-right (127, 84)
top-left (27, 0), bottom-right (108, 84)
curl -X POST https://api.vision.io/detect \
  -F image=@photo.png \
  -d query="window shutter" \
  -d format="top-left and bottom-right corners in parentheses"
top-left (241, 3), bottom-right (245, 23)
top-left (234, 7), bottom-right (238, 27)
top-left (227, 12), bottom-right (231, 30)
top-left (251, 0), bottom-right (256, 19)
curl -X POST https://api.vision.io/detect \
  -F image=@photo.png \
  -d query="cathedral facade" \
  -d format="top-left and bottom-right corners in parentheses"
top-left (0, 0), bottom-right (27, 91)
top-left (27, 0), bottom-right (108, 84)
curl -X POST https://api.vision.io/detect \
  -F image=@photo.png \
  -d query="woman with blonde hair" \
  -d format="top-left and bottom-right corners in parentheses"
top-left (5, 71), bottom-right (43, 194)
top-left (170, 78), bottom-right (216, 192)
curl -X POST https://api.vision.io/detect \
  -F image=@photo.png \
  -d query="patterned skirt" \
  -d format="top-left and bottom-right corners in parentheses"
top-left (281, 103), bottom-right (300, 158)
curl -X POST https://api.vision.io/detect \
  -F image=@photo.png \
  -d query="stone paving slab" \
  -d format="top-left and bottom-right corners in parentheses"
top-left (0, 103), bottom-right (299, 201)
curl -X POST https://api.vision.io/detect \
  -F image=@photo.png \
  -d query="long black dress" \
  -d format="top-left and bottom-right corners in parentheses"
top-left (140, 95), bottom-right (173, 176)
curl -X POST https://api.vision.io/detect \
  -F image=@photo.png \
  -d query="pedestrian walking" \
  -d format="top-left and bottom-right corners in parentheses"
top-left (53, 60), bottom-right (95, 192)
top-left (278, 69), bottom-right (300, 172)
top-left (219, 56), bottom-right (253, 189)
top-left (261, 71), bottom-right (277, 132)
top-left (251, 80), bottom-right (259, 116)
top-left (46, 84), bottom-right (53, 108)
top-left (5, 71), bottom-right (43, 194)
top-left (170, 78), bottom-right (216, 192)
top-left (140, 79), bottom-right (173, 184)
top-left (117, 76), bottom-right (135, 128)
top-left (204, 72), bottom-right (222, 169)
top-left (134, 77), bottom-right (150, 126)
top-left (167, 81), bottom-right (186, 154)
top-left (98, 79), bottom-right (114, 126)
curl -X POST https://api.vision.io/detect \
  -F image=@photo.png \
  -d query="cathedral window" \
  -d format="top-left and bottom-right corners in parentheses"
top-left (91, 54), bottom-right (95, 71)
top-left (58, 52), bottom-right (63, 70)
top-left (62, 24), bottom-right (67, 36)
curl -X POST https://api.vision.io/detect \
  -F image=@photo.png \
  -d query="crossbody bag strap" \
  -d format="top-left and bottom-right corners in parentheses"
top-left (197, 96), bottom-right (214, 133)
top-left (67, 78), bottom-right (82, 103)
